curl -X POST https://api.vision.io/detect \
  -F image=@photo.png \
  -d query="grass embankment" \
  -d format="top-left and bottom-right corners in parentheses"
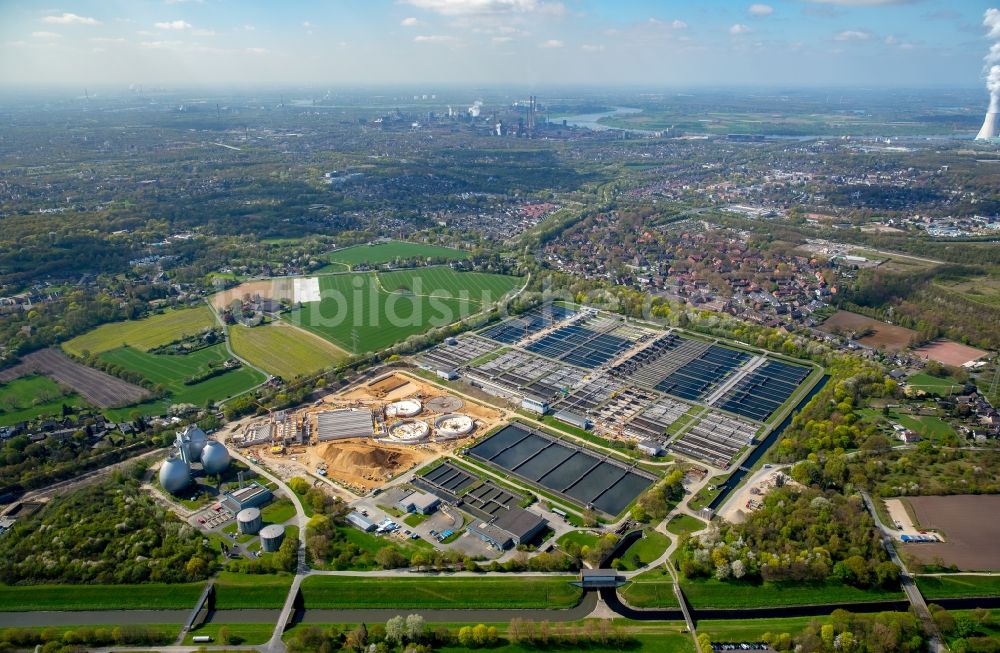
top-left (0, 582), bottom-right (205, 611)
top-left (184, 622), bottom-right (275, 645)
top-left (556, 530), bottom-right (600, 550)
top-left (63, 306), bottom-right (216, 357)
top-left (299, 576), bottom-right (582, 609)
top-left (261, 498), bottom-right (298, 524)
top-left (214, 571), bottom-right (294, 609)
top-left (699, 616), bottom-right (822, 642)
top-left (230, 323), bottom-right (346, 380)
top-left (679, 579), bottom-right (905, 609)
top-left (917, 575), bottom-right (1000, 600)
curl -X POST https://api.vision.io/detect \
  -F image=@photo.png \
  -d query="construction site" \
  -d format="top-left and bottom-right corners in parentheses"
top-left (230, 371), bottom-right (505, 493)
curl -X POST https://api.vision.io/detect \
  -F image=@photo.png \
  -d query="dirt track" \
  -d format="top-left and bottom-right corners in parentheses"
top-left (0, 348), bottom-right (149, 408)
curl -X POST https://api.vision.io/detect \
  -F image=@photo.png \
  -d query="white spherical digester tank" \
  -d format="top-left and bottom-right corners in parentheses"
top-left (200, 440), bottom-right (231, 475)
top-left (159, 456), bottom-right (191, 494)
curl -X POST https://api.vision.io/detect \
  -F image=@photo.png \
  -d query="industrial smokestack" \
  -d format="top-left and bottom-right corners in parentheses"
top-left (976, 9), bottom-right (1000, 140)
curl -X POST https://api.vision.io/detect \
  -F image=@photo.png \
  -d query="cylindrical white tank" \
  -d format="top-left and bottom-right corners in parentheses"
top-left (387, 420), bottom-right (430, 443)
top-left (201, 440), bottom-right (231, 475)
top-left (236, 507), bottom-right (263, 535)
top-left (259, 524), bottom-right (285, 552)
top-left (434, 414), bottom-right (475, 440)
top-left (159, 456), bottom-right (191, 494)
top-left (386, 399), bottom-right (422, 418)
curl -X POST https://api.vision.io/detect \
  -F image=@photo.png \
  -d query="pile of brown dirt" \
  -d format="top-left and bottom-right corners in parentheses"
top-left (317, 441), bottom-right (426, 485)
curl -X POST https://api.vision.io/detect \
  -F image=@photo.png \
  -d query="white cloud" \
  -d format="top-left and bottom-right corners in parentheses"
top-left (246, 47), bottom-right (267, 54)
top-left (986, 8), bottom-right (1000, 39)
top-left (43, 13), bottom-right (100, 26)
top-left (402, 0), bottom-right (566, 17)
top-left (884, 34), bottom-right (897, 45)
top-left (241, 25), bottom-right (255, 31)
top-left (155, 20), bottom-right (192, 30)
top-left (31, 31), bottom-right (62, 39)
top-left (729, 23), bottom-right (752, 35)
top-left (302, 21), bottom-right (312, 28)
top-left (192, 29), bottom-right (216, 37)
top-left (671, 19), bottom-right (687, 29)
top-left (540, 38), bottom-right (563, 48)
top-left (140, 40), bottom-right (184, 49)
top-left (748, 4), bottom-right (774, 17)
top-left (91, 36), bottom-right (126, 43)
top-left (580, 43), bottom-right (604, 52)
top-left (492, 35), bottom-right (513, 44)
top-left (414, 34), bottom-right (460, 43)
top-left (401, 17), bottom-right (419, 26)
top-left (649, 18), bottom-right (687, 30)
top-left (834, 29), bottom-right (873, 41)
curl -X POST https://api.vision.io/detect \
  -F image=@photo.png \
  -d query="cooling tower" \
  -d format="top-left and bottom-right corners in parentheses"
top-left (976, 111), bottom-right (1000, 140)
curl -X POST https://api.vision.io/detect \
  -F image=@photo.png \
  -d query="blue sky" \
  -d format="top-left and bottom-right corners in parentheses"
top-left (0, 0), bottom-right (996, 88)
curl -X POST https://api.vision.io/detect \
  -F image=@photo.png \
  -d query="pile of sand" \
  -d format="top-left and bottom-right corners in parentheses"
top-left (317, 441), bottom-right (426, 487)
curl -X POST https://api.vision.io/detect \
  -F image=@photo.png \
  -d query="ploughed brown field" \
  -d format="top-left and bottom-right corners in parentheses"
top-left (0, 348), bottom-right (148, 409)
top-left (818, 310), bottom-right (916, 352)
top-left (902, 495), bottom-right (1000, 571)
top-left (912, 340), bottom-right (989, 368)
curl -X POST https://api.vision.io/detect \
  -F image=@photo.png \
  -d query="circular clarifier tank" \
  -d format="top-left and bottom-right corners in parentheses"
top-left (387, 420), bottom-right (430, 443)
top-left (386, 399), bottom-right (422, 418)
top-left (433, 414), bottom-right (475, 440)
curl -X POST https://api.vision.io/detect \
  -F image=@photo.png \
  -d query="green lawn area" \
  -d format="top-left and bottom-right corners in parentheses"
top-left (214, 571), bottom-right (294, 609)
top-left (687, 475), bottom-right (729, 512)
top-left (556, 530), bottom-right (601, 550)
top-left (63, 305), bottom-right (217, 357)
top-left (261, 498), bottom-right (298, 525)
top-left (666, 514), bottom-right (706, 536)
top-left (99, 343), bottom-right (265, 415)
top-left (184, 622), bottom-right (274, 645)
top-left (299, 576), bottom-right (582, 609)
top-left (614, 531), bottom-right (671, 571)
top-left (620, 580), bottom-right (681, 608)
top-left (0, 582), bottom-right (205, 611)
top-left (0, 375), bottom-right (86, 426)
top-left (403, 512), bottom-right (428, 527)
top-left (906, 373), bottom-right (965, 396)
top-left (287, 270), bottom-right (519, 354)
top-left (230, 323), bottom-right (346, 380)
top-left (861, 406), bottom-right (957, 440)
top-left (679, 578), bottom-right (905, 609)
top-left (326, 241), bottom-right (470, 269)
top-left (917, 574), bottom-right (1000, 599)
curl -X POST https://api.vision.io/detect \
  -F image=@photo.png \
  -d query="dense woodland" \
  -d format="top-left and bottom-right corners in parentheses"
top-left (678, 487), bottom-right (898, 588)
top-left (0, 477), bottom-right (215, 585)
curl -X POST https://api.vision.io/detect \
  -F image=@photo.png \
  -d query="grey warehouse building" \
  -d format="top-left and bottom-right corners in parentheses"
top-left (468, 507), bottom-right (547, 550)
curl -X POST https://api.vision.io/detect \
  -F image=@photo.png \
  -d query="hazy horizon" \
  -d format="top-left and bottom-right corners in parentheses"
top-left (0, 0), bottom-right (997, 88)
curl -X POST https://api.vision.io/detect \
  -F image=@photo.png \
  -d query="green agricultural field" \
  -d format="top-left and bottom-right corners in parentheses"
top-left (0, 375), bottom-right (85, 426)
top-left (214, 571), bottom-right (294, 609)
top-left (63, 306), bottom-right (217, 357)
top-left (377, 267), bottom-right (520, 305)
top-left (0, 582), bottom-right (205, 611)
top-left (679, 579), bottom-right (905, 609)
top-left (300, 576), bottom-right (582, 609)
top-left (917, 574), bottom-right (1000, 599)
top-left (614, 531), bottom-right (671, 571)
top-left (325, 241), bottom-right (470, 269)
top-left (288, 269), bottom-right (519, 353)
top-left (99, 343), bottom-right (264, 414)
top-left (229, 323), bottom-right (346, 380)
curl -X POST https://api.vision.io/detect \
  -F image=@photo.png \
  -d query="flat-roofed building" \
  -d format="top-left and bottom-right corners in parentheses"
top-left (221, 481), bottom-right (273, 514)
top-left (468, 507), bottom-right (547, 550)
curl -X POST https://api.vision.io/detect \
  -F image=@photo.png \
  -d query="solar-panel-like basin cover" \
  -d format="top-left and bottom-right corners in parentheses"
top-left (468, 424), bottom-right (654, 515)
